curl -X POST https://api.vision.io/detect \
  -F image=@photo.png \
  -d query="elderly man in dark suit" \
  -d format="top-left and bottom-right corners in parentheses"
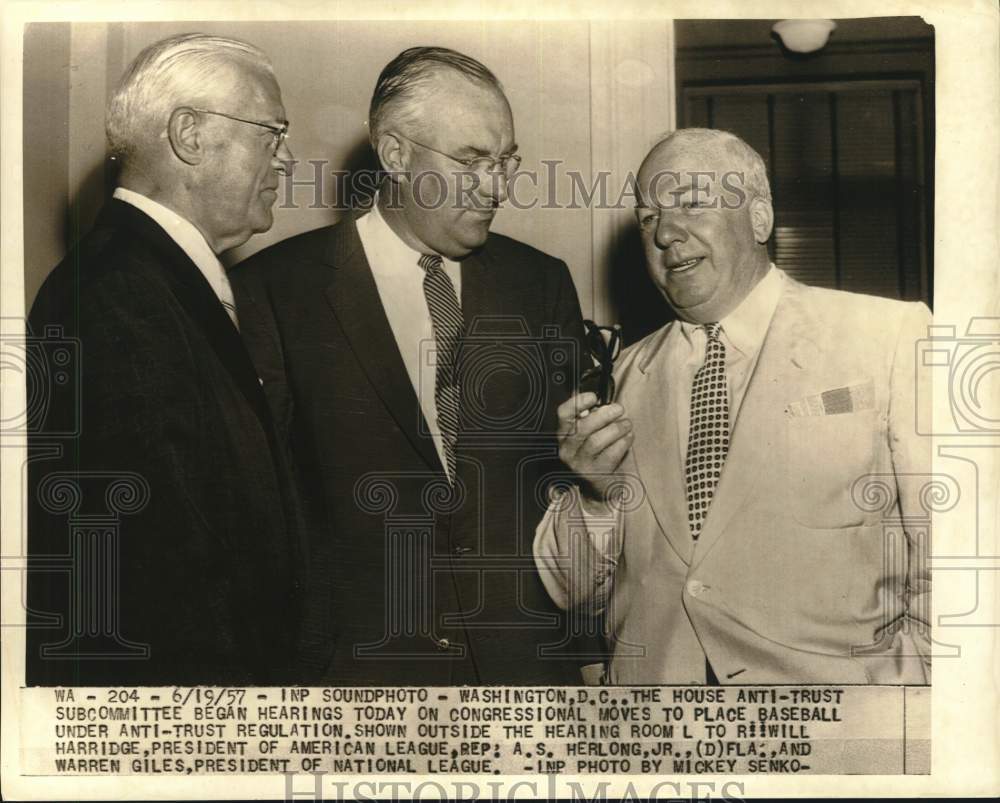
top-left (234, 46), bottom-right (595, 685)
top-left (26, 33), bottom-right (303, 685)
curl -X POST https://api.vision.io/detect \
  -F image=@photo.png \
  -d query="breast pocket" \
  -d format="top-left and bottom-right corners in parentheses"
top-left (784, 408), bottom-right (884, 529)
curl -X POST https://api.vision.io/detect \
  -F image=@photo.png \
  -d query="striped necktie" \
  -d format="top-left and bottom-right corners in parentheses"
top-left (685, 322), bottom-right (729, 540)
top-left (220, 298), bottom-right (240, 329)
top-left (419, 253), bottom-right (463, 482)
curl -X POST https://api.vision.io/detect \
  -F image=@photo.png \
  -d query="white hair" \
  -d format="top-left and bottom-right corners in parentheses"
top-left (655, 128), bottom-right (773, 202)
top-left (106, 33), bottom-right (273, 158)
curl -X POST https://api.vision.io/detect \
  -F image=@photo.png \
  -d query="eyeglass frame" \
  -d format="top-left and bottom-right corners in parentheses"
top-left (394, 131), bottom-right (522, 179)
top-left (579, 320), bottom-right (622, 406)
top-left (188, 107), bottom-right (290, 154)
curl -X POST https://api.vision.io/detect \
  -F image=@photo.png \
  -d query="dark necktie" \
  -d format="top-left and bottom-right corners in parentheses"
top-left (685, 322), bottom-right (730, 540)
top-left (418, 253), bottom-right (463, 483)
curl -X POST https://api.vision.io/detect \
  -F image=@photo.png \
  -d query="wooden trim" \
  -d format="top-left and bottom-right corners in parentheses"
top-left (676, 38), bottom-right (934, 62)
top-left (683, 78), bottom-right (923, 97)
top-left (588, 20), bottom-right (675, 323)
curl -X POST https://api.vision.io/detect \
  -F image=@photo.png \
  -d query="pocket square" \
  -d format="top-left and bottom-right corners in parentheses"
top-left (786, 380), bottom-right (875, 417)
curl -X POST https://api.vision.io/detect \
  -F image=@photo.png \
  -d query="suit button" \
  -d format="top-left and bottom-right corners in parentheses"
top-left (435, 638), bottom-right (451, 651)
top-left (687, 579), bottom-right (706, 597)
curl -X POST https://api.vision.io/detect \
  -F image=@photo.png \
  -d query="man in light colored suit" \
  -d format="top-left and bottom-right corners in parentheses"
top-left (534, 128), bottom-right (931, 685)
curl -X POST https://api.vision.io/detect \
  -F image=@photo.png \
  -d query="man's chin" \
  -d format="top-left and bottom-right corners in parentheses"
top-left (252, 210), bottom-right (275, 235)
top-left (453, 228), bottom-right (491, 256)
top-left (662, 288), bottom-right (718, 323)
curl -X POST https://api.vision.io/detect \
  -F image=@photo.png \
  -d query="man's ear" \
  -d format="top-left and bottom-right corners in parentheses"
top-left (375, 132), bottom-right (409, 184)
top-left (749, 196), bottom-right (774, 244)
top-left (166, 107), bottom-right (204, 165)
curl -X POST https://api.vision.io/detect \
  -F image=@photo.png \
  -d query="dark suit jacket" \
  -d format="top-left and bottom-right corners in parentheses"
top-left (26, 199), bottom-right (303, 686)
top-left (232, 214), bottom-right (596, 685)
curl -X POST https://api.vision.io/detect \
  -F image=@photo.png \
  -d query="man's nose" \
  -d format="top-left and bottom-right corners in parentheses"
top-left (479, 169), bottom-right (508, 205)
top-left (654, 212), bottom-right (686, 250)
top-left (272, 140), bottom-right (295, 175)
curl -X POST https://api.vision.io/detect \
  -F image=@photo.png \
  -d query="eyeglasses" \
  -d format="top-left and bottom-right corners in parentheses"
top-left (579, 320), bottom-right (622, 406)
top-left (189, 107), bottom-right (290, 154)
top-left (396, 132), bottom-right (522, 180)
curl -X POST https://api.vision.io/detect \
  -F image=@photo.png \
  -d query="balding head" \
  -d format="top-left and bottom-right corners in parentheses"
top-left (639, 128), bottom-right (772, 206)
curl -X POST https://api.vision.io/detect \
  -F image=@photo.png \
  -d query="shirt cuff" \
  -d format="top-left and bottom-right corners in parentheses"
top-left (533, 484), bottom-right (623, 612)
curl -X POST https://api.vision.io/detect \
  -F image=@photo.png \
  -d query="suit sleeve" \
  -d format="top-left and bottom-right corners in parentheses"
top-left (29, 267), bottom-right (258, 684)
top-left (859, 300), bottom-right (933, 684)
top-left (892, 301), bottom-right (933, 678)
top-left (534, 485), bottom-right (624, 614)
top-left (541, 259), bottom-right (614, 674)
top-left (535, 259), bottom-right (626, 614)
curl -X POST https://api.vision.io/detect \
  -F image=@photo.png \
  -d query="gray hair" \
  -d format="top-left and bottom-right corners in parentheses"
top-left (655, 128), bottom-right (772, 202)
top-left (106, 33), bottom-right (273, 158)
top-left (368, 46), bottom-right (503, 149)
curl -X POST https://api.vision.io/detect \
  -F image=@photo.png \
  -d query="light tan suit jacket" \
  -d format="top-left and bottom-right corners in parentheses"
top-left (535, 276), bottom-right (932, 684)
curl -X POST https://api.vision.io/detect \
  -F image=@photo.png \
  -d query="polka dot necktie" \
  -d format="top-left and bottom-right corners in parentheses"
top-left (685, 322), bottom-right (730, 540)
top-left (419, 253), bottom-right (463, 483)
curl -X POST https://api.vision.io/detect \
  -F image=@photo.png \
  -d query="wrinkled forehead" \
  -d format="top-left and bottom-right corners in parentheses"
top-left (636, 141), bottom-right (745, 207)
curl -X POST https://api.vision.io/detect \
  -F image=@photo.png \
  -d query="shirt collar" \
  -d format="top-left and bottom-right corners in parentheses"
top-left (360, 199), bottom-right (426, 277)
top-left (112, 188), bottom-right (234, 307)
top-left (678, 264), bottom-right (784, 358)
top-left (359, 196), bottom-right (459, 277)
top-left (719, 264), bottom-right (784, 358)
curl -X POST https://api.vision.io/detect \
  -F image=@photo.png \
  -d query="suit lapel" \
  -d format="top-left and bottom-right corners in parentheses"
top-left (460, 249), bottom-right (490, 334)
top-left (627, 324), bottom-right (694, 565)
top-left (690, 279), bottom-right (812, 570)
top-left (106, 200), bottom-right (272, 429)
top-left (321, 216), bottom-right (444, 475)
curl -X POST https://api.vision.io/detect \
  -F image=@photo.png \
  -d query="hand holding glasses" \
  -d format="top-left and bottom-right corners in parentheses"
top-left (578, 320), bottom-right (622, 407)
top-left (556, 319), bottom-right (631, 507)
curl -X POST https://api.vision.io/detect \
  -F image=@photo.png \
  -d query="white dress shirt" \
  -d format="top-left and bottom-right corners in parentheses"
top-left (356, 201), bottom-right (462, 479)
top-left (668, 264), bottom-right (785, 456)
top-left (561, 266), bottom-right (787, 577)
top-left (113, 188), bottom-right (239, 328)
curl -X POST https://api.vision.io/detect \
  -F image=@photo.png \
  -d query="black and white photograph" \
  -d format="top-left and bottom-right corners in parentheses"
top-left (1, 1), bottom-right (997, 799)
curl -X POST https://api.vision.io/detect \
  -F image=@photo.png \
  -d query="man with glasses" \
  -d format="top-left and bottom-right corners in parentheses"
top-left (27, 34), bottom-right (303, 685)
top-left (535, 128), bottom-right (931, 685)
top-left (234, 46), bottom-right (596, 685)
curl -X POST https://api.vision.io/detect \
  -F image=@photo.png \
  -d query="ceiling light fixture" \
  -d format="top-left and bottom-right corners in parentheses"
top-left (772, 19), bottom-right (837, 54)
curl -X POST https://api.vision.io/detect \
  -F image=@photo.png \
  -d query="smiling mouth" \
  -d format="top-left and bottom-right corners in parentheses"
top-left (666, 257), bottom-right (704, 274)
